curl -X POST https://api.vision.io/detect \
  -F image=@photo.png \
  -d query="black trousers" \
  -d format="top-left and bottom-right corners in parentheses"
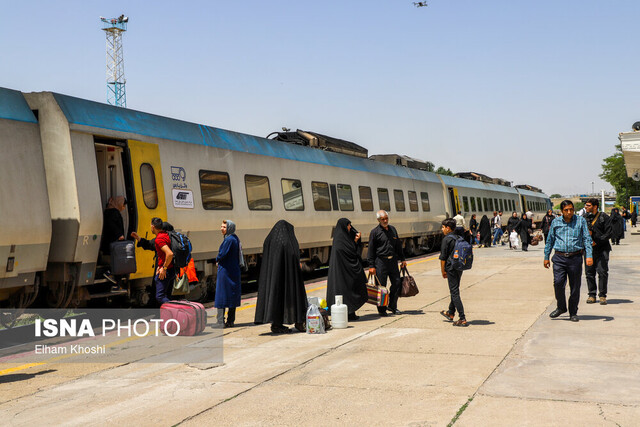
top-left (446, 268), bottom-right (465, 319)
top-left (585, 250), bottom-right (609, 297)
top-left (216, 307), bottom-right (236, 324)
top-left (552, 253), bottom-right (583, 316)
top-left (375, 257), bottom-right (401, 313)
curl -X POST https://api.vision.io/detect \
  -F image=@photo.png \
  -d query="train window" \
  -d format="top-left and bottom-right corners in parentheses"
top-left (244, 175), bottom-right (272, 210)
top-left (408, 191), bottom-right (418, 212)
top-left (140, 163), bottom-right (158, 209)
top-left (489, 198), bottom-right (494, 211)
top-left (337, 184), bottom-right (354, 211)
top-left (199, 170), bottom-right (233, 210)
top-left (378, 188), bottom-right (391, 211)
top-left (494, 199), bottom-right (498, 211)
top-left (359, 186), bottom-right (374, 211)
top-left (282, 178), bottom-right (304, 211)
top-left (394, 190), bottom-right (405, 212)
top-left (311, 182), bottom-right (331, 211)
top-left (470, 196), bottom-right (476, 212)
top-left (420, 192), bottom-right (431, 211)
top-left (462, 196), bottom-right (469, 213)
top-left (499, 199), bottom-right (504, 211)
top-left (483, 198), bottom-right (488, 211)
top-left (510, 200), bottom-right (514, 211)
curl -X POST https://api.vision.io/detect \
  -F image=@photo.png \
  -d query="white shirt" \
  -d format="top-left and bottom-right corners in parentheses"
top-left (453, 214), bottom-right (465, 228)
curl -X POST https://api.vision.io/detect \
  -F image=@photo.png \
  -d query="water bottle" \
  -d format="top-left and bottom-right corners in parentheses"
top-left (331, 295), bottom-right (348, 329)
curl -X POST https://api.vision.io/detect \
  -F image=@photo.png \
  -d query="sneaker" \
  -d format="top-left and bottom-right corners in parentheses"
top-left (103, 272), bottom-right (117, 284)
top-left (586, 296), bottom-right (596, 304)
top-left (600, 297), bottom-right (607, 305)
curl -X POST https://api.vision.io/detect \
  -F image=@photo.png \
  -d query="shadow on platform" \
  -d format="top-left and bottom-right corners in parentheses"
top-left (0, 369), bottom-right (56, 384)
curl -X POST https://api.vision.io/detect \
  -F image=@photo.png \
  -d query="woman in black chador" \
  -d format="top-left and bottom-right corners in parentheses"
top-left (478, 215), bottom-right (492, 248)
top-left (517, 213), bottom-right (532, 251)
top-left (326, 218), bottom-right (368, 321)
top-left (610, 208), bottom-right (625, 245)
top-left (254, 220), bottom-right (308, 334)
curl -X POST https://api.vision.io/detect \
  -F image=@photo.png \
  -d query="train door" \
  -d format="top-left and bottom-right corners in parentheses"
top-left (447, 187), bottom-right (460, 217)
top-left (520, 195), bottom-right (527, 213)
top-left (127, 140), bottom-right (168, 280)
top-left (94, 139), bottom-right (136, 280)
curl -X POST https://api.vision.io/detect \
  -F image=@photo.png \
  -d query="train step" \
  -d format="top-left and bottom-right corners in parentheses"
top-left (87, 290), bottom-right (129, 299)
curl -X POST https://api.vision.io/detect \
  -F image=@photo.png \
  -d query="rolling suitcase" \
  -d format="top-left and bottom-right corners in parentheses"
top-left (160, 300), bottom-right (207, 336)
top-left (109, 240), bottom-right (137, 275)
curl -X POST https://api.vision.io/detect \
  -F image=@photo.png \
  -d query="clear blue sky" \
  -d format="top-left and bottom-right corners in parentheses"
top-left (3, 0), bottom-right (640, 195)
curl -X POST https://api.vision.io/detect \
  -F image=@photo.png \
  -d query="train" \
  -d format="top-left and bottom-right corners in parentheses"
top-left (0, 87), bottom-right (552, 309)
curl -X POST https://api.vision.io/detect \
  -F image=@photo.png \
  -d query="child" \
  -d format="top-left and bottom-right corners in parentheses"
top-left (509, 229), bottom-right (519, 250)
top-left (439, 218), bottom-right (467, 327)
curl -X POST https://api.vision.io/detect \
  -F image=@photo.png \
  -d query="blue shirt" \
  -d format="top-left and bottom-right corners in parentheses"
top-left (543, 215), bottom-right (593, 260)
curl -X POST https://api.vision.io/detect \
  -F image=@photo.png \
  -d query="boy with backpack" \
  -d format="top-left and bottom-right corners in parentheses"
top-left (439, 218), bottom-right (471, 327)
top-left (150, 217), bottom-right (175, 304)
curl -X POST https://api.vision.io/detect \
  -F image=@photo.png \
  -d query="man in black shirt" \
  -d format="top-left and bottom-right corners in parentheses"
top-left (541, 210), bottom-right (555, 242)
top-left (584, 198), bottom-right (612, 305)
top-left (367, 210), bottom-right (407, 316)
top-left (439, 218), bottom-right (467, 326)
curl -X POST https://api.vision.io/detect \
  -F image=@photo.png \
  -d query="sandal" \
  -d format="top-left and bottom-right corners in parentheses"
top-left (271, 324), bottom-right (292, 334)
top-left (440, 310), bottom-right (454, 322)
top-left (452, 319), bottom-right (468, 327)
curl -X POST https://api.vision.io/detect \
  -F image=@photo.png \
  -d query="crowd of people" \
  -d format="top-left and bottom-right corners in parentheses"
top-left (100, 195), bottom-right (636, 330)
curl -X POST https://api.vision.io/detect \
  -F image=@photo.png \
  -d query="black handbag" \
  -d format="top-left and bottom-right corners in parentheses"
top-left (400, 267), bottom-right (419, 297)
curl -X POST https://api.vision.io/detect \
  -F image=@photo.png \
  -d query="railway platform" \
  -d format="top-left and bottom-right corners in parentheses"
top-left (1, 234), bottom-right (639, 426)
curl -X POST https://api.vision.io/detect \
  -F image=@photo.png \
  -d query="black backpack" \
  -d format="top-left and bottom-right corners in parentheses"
top-left (167, 231), bottom-right (192, 269)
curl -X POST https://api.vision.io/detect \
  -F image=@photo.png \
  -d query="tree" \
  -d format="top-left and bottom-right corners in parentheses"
top-left (550, 193), bottom-right (562, 199)
top-left (600, 144), bottom-right (640, 206)
top-left (435, 166), bottom-right (454, 176)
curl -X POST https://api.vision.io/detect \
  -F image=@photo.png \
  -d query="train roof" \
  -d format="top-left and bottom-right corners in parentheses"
top-left (516, 187), bottom-right (549, 198)
top-left (439, 174), bottom-right (520, 194)
top-left (0, 88), bottom-right (38, 123)
top-left (40, 91), bottom-right (443, 183)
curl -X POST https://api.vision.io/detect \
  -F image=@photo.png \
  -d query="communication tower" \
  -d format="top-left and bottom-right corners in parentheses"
top-left (100, 15), bottom-right (129, 107)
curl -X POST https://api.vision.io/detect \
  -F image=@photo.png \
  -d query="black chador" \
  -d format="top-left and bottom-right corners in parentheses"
top-left (326, 218), bottom-right (368, 316)
top-left (254, 220), bottom-right (308, 328)
top-left (478, 215), bottom-right (491, 247)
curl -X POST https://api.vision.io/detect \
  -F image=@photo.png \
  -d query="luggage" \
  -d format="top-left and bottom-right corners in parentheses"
top-left (450, 235), bottom-right (474, 271)
top-left (109, 240), bottom-right (137, 275)
top-left (400, 267), bottom-right (419, 297)
top-left (366, 273), bottom-right (389, 307)
top-left (167, 231), bottom-right (193, 269)
top-left (160, 300), bottom-right (207, 336)
top-left (172, 273), bottom-right (190, 296)
top-left (306, 304), bottom-right (326, 334)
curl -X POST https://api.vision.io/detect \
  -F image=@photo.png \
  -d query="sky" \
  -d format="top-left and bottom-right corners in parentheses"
top-left (3, 0), bottom-right (640, 196)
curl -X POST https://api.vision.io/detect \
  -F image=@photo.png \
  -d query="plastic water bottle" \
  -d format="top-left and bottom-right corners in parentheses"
top-left (331, 295), bottom-right (348, 329)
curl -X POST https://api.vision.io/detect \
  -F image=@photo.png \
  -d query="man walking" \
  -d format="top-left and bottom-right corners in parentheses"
top-left (368, 210), bottom-right (407, 316)
top-left (543, 200), bottom-right (593, 322)
top-left (541, 209), bottom-right (555, 242)
top-left (491, 211), bottom-right (503, 245)
top-left (584, 198), bottom-right (612, 305)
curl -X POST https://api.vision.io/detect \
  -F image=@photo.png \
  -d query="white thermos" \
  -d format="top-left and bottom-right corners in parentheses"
top-left (331, 295), bottom-right (348, 329)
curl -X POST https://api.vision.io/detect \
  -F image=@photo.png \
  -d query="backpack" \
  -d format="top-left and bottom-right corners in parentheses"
top-left (450, 235), bottom-right (473, 271)
top-left (167, 231), bottom-right (192, 269)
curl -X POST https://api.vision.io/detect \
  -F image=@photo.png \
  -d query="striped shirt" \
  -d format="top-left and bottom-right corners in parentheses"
top-left (543, 214), bottom-right (593, 260)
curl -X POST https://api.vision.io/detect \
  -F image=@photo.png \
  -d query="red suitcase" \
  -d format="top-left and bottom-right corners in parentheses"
top-left (160, 300), bottom-right (207, 336)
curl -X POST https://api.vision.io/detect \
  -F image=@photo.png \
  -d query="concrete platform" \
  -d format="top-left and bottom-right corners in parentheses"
top-left (1, 234), bottom-right (639, 426)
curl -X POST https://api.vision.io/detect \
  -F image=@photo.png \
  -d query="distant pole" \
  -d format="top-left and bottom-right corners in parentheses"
top-left (591, 181), bottom-right (594, 195)
top-left (601, 190), bottom-right (605, 211)
top-left (100, 15), bottom-right (129, 107)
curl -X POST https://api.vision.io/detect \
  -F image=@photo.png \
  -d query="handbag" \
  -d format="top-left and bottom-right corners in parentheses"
top-left (172, 272), bottom-right (190, 296)
top-left (400, 266), bottom-right (419, 297)
top-left (366, 273), bottom-right (389, 307)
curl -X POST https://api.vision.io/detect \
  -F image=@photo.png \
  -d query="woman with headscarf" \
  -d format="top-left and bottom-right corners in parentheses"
top-left (507, 212), bottom-right (520, 249)
top-left (326, 218), bottom-right (368, 321)
top-left (215, 220), bottom-right (243, 327)
top-left (631, 209), bottom-right (637, 228)
top-left (255, 220), bottom-right (307, 333)
top-left (517, 213), bottom-right (532, 251)
top-left (478, 215), bottom-right (491, 248)
top-left (610, 208), bottom-right (625, 245)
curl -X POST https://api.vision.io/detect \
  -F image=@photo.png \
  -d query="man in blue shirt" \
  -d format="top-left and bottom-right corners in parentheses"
top-left (543, 200), bottom-right (593, 322)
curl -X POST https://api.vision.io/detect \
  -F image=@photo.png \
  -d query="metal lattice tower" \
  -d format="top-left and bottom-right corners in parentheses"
top-left (100, 15), bottom-right (128, 107)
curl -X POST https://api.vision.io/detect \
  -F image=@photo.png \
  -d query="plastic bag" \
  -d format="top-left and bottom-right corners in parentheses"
top-left (306, 304), bottom-right (325, 334)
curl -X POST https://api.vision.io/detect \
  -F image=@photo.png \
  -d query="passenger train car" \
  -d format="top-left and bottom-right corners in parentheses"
top-left (0, 87), bottom-right (552, 308)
